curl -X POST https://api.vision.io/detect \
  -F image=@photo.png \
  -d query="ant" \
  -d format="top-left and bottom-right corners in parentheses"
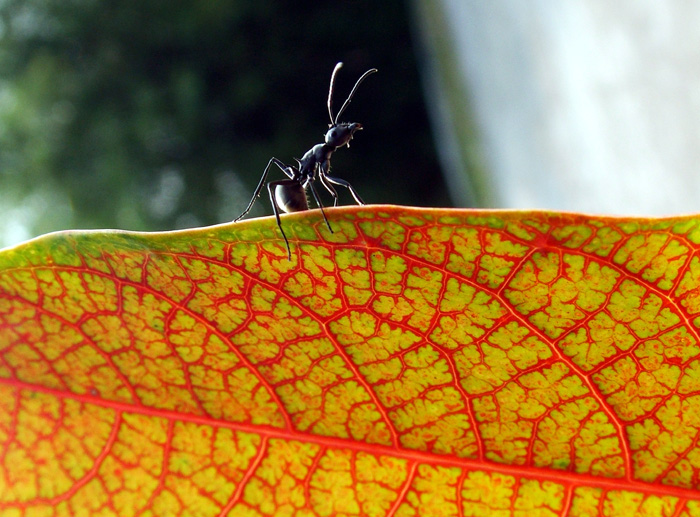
top-left (234, 62), bottom-right (377, 260)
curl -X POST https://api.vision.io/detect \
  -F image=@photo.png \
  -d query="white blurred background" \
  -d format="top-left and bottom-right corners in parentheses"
top-left (413, 0), bottom-right (700, 216)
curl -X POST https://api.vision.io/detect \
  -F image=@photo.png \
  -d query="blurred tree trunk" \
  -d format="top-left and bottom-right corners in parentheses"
top-left (413, 1), bottom-right (700, 215)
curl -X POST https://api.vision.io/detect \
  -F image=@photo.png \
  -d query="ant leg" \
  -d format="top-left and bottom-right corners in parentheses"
top-left (319, 173), bottom-right (340, 207)
top-left (317, 160), bottom-right (342, 207)
top-left (324, 175), bottom-right (365, 205)
top-left (308, 181), bottom-right (333, 233)
top-left (266, 180), bottom-right (294, 260)
top-left (234, 158), bottom-right (290, 222)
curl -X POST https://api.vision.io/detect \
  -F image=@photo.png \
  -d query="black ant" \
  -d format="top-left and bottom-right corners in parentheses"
top-left (234, 62), bottom-right (377, 259)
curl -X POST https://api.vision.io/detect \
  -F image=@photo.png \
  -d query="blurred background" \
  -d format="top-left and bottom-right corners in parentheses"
top-left (2, 1), bottom-right (700, 248)
top-left (0, 0), bottom-right (450, 248)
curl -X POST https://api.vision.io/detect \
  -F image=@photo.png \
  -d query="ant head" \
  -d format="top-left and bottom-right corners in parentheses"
top-left (325, 122), bottom-right (363, 148)
top-left (327, 62), bottom-right (377, 127)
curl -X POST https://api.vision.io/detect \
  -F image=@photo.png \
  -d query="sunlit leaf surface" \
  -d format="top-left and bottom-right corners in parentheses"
top-left (3, 206), bottom-right (700, 516)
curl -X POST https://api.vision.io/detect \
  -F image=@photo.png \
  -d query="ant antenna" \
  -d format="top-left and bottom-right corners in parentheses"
top-left (327, 62), bottom-right (344, 125)
top-left (327, 62), bottom-right (378, 126)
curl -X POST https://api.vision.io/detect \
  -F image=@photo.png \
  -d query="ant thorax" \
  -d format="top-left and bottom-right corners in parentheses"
top-left (298, 144), bottom-right (335, 176)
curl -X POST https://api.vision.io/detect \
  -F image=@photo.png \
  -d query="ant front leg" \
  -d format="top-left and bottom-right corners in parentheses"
top-left (324, 174), bottom-right (365, 205)
top-left (234, 158), bottom-right (291, 222)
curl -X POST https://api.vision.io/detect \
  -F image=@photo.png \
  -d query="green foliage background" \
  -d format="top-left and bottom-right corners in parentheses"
top-left (0, 0), bottom-right (446, 246)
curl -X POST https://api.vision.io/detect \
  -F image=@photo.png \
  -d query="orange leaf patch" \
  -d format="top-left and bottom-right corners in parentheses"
top-left (2, 206), bottom-right (700, 515)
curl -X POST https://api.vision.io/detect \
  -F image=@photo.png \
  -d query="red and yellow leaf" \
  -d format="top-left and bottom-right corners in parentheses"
top-left (2, 206), bottom-right (700, 515)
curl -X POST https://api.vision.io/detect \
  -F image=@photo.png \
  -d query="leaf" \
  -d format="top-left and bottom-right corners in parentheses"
top-left (2, 205), bottom-right (700, 515)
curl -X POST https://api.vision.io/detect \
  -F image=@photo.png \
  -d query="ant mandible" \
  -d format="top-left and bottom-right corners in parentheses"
top-left (234, 62), bottom-right (378, 260)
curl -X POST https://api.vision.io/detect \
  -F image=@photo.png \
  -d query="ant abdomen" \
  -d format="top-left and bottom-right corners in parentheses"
top-left (275, 182), bottom-right (308, 213)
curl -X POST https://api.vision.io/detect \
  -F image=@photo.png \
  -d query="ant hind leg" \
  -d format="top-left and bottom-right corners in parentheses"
top-left (266, 181), bottom-right (293, 260)
top-left (235, 158), bottom-right (290, 222)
